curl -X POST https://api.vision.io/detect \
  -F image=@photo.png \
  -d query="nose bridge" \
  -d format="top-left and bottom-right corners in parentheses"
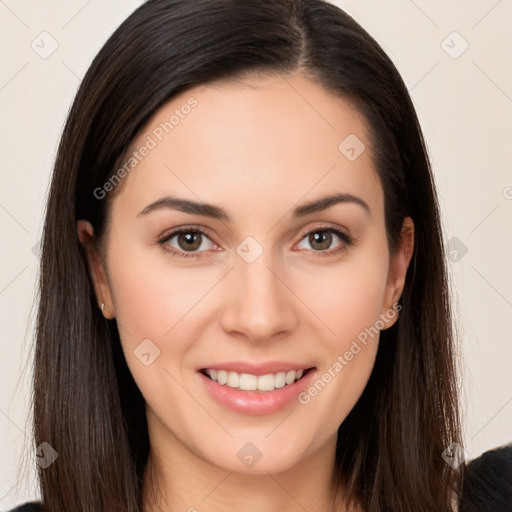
top-left (220, 240), bottom-right (297, 341)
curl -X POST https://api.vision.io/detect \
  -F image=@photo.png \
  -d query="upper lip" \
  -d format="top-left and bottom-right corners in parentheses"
top-left (198, 361), bottom-right (315, 376)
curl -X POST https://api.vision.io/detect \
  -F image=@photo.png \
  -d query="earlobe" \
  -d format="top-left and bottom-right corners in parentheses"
top-left (380, 216), bottom-right (415, 329)
top-left (76, 219), bottom-right (115, 319)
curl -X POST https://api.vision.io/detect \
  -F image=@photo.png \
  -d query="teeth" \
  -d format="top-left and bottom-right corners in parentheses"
top-left (204, 368), bottom-right (307, 391)
top-left (239, 373), bottom-right (257, 390)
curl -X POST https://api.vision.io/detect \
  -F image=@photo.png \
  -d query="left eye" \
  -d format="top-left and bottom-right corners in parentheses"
top-left (295, 228), bottom-right (350, 253)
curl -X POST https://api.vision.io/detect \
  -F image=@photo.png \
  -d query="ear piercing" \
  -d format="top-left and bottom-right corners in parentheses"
top-left (100, 303), bottom-right (105, 312)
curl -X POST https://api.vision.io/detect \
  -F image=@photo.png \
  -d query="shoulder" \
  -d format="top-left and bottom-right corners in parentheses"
top-left (459, 443), bottom-right (512, 512)
top-left (7, 502), bottom-right (44, 512)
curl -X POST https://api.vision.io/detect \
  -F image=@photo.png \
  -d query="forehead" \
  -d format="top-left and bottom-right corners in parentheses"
top-left (111, 72), bottom-right (383, 222)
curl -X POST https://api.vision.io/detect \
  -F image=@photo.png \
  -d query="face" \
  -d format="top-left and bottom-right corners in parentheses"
top-left (78, 72), bottom-right (413, 476)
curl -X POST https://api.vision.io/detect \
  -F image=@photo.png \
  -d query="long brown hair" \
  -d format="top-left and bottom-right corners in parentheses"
top-left (33, 1), bottom-right (463, 510)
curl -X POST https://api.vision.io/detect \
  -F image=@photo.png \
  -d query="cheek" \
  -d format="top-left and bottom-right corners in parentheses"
top-left (293, 246), bottom-right (389, 421)
top-left (106, 234), bottom-right (209, 340)
top-left (296, 285), bottom-right (383, 437)
top-left (295, 251), bottom-right (389, 349)
top-left (104, 235), bottom-right (226, 397)
top-left (105, 245), bottom-right (201, 413)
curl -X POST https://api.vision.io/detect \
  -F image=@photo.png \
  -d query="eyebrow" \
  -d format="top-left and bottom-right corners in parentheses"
top-left (137, 192), bottom-right (371, 221)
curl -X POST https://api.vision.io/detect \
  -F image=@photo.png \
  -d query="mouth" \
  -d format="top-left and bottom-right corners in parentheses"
top-left (199, 367), bottom-right (315, 393)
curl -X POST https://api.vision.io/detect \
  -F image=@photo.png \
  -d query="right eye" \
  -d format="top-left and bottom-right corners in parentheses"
top-left (157, 226), bottom-right (219, 259)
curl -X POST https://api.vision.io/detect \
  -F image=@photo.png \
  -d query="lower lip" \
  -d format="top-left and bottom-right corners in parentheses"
top-left (198, 369), bottom-right (316, 415)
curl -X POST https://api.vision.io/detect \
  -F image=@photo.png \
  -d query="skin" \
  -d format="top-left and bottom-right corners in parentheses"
top-left (77, 71), bottom-right (414, 512)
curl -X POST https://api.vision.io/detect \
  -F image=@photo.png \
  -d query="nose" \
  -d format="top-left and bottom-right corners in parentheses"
top-left (219, 250), bottom-right (299, 344)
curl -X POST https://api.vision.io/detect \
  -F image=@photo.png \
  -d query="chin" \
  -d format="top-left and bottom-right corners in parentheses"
top-left (199, 432), bottom-right (316, 475)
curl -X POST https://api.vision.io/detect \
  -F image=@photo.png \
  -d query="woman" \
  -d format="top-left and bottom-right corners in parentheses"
top-left (9, 0), bottom-right (511, 511)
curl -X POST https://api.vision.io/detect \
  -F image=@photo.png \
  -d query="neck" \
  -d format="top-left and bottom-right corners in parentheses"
top-left (141, 412), bottom-right (354, 512)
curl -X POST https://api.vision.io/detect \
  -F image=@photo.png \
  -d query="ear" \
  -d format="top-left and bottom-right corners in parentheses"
top-left (76, 220), bottom-right (115, 319)
top-left (379, 216), bottom-right (414, 329)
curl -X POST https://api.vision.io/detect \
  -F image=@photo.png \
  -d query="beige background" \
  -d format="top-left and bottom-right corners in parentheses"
top-left (1, 0), bottom-right (511, 508)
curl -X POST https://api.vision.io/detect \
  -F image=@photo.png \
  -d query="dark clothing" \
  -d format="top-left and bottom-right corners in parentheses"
top-left (459, 444), bottom-right (512, 511)
top-left (8, 504), bottom-right (43, 512)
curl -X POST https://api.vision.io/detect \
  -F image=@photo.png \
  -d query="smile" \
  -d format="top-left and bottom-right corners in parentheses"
top-left (201, 368), bottom-right (311, 392)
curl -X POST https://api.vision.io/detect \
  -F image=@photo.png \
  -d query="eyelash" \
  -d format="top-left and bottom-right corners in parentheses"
top-left (156, 224), bottom-right (354, 260)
